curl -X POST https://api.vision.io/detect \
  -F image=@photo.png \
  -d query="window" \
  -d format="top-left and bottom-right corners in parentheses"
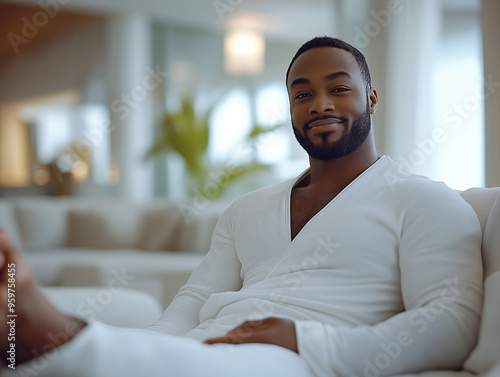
top-left (32, 104), bottom-right (111, 185)
top-left (430, 5), bottom-right (484, 189)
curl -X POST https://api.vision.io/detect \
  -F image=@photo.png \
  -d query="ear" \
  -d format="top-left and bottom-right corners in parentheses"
top-left (368, 87), bottom-right (378, 114)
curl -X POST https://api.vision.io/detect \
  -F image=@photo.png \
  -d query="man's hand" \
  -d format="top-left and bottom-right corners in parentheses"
top-left (203, 317), bottom-right (299, 353)
top-left (0, 229), bottom-right (87, 366)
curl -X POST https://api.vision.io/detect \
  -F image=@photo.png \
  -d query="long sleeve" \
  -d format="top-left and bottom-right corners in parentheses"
top-left (146, 203), bottom-right (243, 336)
top-left (294, 182), bottom-right (483, 377)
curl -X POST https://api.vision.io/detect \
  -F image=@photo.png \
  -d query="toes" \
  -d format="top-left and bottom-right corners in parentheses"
top-left (0, 230), bottom-right (17, 259)
top-left (0, 229), bottom-right (13, 250)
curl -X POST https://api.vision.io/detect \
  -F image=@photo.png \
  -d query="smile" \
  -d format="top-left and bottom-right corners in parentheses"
top-left (307, 118), bottom-right (344, 133)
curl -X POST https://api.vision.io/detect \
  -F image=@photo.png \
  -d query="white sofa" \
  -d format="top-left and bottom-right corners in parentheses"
top-left (1, 187), bottom-right (500, 376)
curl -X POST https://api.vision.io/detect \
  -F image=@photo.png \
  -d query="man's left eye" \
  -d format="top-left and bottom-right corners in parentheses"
top-left (331, 88), bottom-right (349, 93)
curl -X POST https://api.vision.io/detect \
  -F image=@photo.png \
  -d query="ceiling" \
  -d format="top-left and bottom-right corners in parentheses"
top-left (0, 2), bottom-right (104, 60)
top-left (0, 0), bottom-right (480, 61)
top-left (0, 0), bottom-right (337, 43)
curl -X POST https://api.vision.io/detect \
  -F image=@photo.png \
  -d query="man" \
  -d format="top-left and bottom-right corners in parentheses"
top-left (0, 37), bottom-right (483, 377)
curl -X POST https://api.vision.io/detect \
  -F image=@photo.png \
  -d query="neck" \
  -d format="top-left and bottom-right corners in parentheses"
top-left (305, 132), bottom-right (379, 193)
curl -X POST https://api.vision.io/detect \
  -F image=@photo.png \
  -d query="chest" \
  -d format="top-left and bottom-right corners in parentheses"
top-left (290, 188), bottom-right (341, 240)
top-left (234, 190), bottom-right (401, 287)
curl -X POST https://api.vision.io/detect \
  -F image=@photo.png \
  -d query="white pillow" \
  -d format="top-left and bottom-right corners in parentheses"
top-left (0, 200), bottom-right (23, 251)
top-left (67, 205), bottom-right (143, 249)
top-left (464, 195), bottom-right (500, 374)
top-left (14, 198), bottom-right (69, 250)
top-left (41, 286), bottom-right (162, 328)
top-left (138, 203), bottom-right (183, 251)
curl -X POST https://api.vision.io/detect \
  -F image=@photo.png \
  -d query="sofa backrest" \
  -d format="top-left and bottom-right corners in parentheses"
top-left (462, 190), bottom-right (500, 374)
top-left (2, 187), bottom-right (499, 254)
top-left (458, 187), bottom-right (500, 234)
top-left (1, 197), bottom-right (226, 253)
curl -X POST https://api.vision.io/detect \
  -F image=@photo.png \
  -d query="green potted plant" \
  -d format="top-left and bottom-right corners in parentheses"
top-left (146, 94), bottom-right (283, 198)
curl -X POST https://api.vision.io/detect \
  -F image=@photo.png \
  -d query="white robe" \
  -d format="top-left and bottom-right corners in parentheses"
top-left (7, 156), bottom-right (483, 377)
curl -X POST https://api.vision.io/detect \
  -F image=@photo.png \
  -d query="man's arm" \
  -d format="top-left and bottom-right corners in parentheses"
top-left (146, 202), bottom-right (243, 336)
top-left (293, 184), bottom-right (483, 376)
top-left (0, 230), bottom-right (87, 366)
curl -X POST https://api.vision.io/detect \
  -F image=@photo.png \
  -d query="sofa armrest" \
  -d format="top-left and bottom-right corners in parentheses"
top-left (40, 286), bottom-right (163, 329)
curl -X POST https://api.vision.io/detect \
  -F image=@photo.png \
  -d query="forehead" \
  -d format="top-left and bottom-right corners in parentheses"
top-left (287, 47), bottom-right (363, 88)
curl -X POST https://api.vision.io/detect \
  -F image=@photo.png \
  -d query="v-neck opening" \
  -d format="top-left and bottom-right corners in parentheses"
top-left (286, 156), bottom-right (388, 243)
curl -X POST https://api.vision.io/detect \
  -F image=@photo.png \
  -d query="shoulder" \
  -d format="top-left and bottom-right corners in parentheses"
top-left (216, 175), bottom-right (298, 225)
top-left (231, 175), bottom-right (297, 208)
top-left (380, 157), bottom-right (465, 206)
top-left (376, 156), bottom-right (478, 226)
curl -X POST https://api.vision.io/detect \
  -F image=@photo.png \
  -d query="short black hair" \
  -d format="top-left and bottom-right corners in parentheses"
top-left (286, 36), bottom-right (372, 90)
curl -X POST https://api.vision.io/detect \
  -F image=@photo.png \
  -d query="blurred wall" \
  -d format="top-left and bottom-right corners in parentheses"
top-left (482, 0), bottom-right (500, 187)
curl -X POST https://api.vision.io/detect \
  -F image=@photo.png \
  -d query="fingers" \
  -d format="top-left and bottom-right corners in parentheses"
top-left (0, 230), bottom-right (12, 270)
top-left (203, 336), bottom-right (227, 345)
top-left (0, 229), bottom-right (15, 256)
top-left (0, 229), bottom-right (33, 292)
top-left (203, 331), bottom-right (251, 345)
top-left (0, 230), bottom-right (19, 273)
top-left (204, 317), bottom-right (299, 353)
top-left (203, 319), bottom-right (265, 345)
top-left (0, 229), bottom-right (12, 247)
top-left (203, 318), bottom-right (274, 345)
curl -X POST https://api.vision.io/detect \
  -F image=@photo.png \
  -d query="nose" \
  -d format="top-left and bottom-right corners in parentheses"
top-left (309, 93), bottom-right (335, 114)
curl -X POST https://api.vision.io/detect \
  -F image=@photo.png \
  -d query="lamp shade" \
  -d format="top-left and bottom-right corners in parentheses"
top-left (224, 30), bottom-right (265, 76)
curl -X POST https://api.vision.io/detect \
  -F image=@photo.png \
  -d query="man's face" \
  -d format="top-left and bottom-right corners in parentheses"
top-left (287, 47), bottom-right (374, 161)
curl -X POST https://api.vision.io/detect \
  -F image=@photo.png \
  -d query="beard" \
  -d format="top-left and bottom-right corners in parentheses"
top-left (292, 100), bottom-right (372, 161)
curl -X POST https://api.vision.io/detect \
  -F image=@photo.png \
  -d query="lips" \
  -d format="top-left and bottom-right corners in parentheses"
top-left (306, 117), bottom-right (345, 133)
top-left (309, 118), bottom-right (342, 127)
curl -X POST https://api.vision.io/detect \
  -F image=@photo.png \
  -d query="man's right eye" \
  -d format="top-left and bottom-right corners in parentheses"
top-left (295, 93), bottom-right (310, 99)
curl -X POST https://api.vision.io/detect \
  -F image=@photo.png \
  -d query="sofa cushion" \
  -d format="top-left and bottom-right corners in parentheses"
top-left (140, 201), bottom-right (226, 252)
top-left (463, 194), bottom-right (500, 374)
top-left (138, 202), bottom-right (184, 251)
top-left (0, 199), bottom-right (23, 251)
top-left (41, 286), bottom-right (163, 328)
top-left (175, 202), bottom-right (227, 252)
top-left (57, 249), bottom-right (205, 307)
top-left (458, 187), bottom-right (500, 233)
top-left (481, 194), bottom-right (500, 278)
top-left (14, 197), bottom-right (69, 250)
top-left (67, 203), bottom-right (144, 249)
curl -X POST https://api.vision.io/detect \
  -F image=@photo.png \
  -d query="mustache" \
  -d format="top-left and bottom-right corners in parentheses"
top-left (303, 115), bottom-right (347, 129)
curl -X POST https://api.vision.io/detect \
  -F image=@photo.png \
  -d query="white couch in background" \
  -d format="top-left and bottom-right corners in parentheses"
top-left (40, 286), bottom-right (164, 329)
top-left (1, 187), bottom-right (500, 376)
top-left (0, 196), bottom-right (228, 308)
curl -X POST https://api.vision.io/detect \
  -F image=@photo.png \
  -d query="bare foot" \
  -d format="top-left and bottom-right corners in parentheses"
top-left (0, 230), bottom-right (35, 350)
top-left (0, 229), bottom-right (86, 368)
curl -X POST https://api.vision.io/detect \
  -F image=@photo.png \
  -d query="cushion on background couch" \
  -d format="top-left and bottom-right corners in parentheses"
top-left (138, 202), bottom-right (185, 251)
top-left (14, 197), bottom-right (70, 250)
top-left (67, 205), bottom-right (145, 249)
top-left (41, 286), bottom-right (163, 328)
top-left (0, 199), bottom-right (23, 251)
